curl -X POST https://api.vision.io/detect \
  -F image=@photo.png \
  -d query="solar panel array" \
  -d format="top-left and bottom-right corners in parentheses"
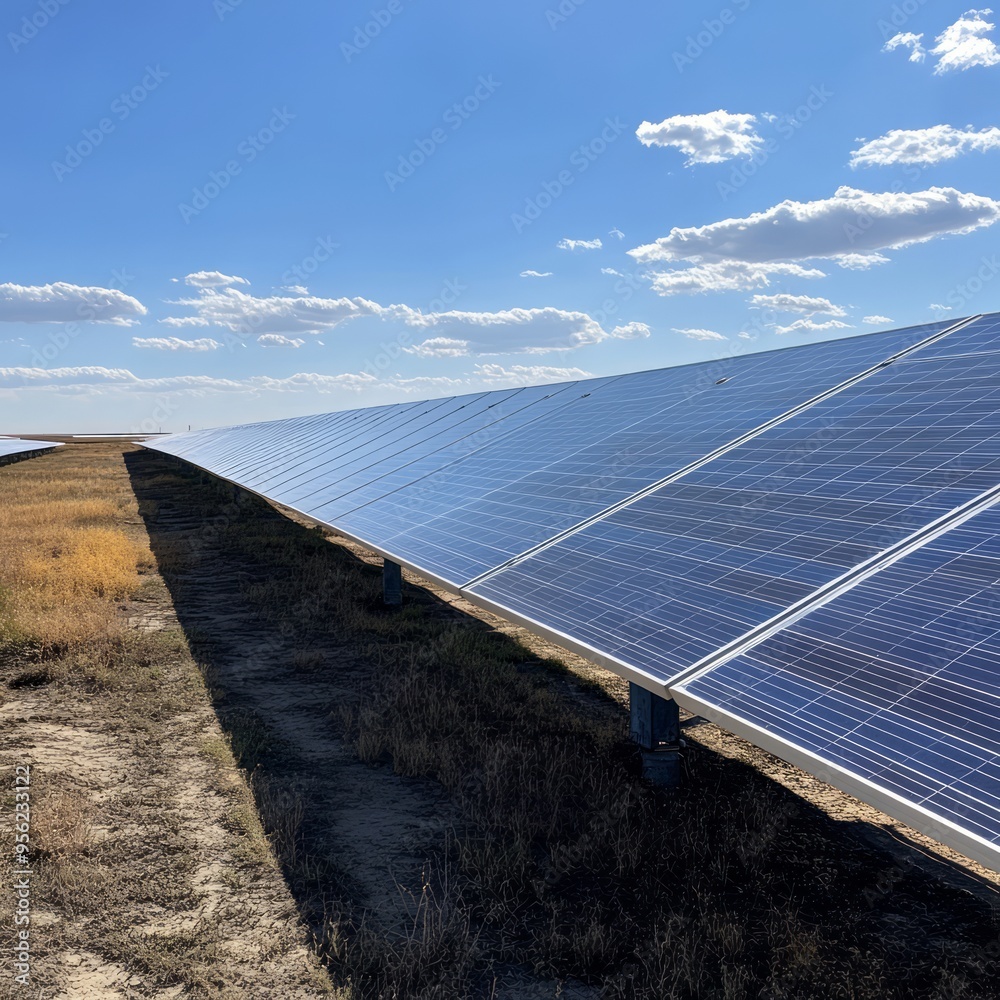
top-left (0, 438), bottom-right (63, 462)
top-left (141, 313), bottom-right (1000, 871)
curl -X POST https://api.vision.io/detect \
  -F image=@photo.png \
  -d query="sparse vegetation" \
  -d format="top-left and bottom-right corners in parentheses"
top-left (1, 444), bottom-right (998, 998)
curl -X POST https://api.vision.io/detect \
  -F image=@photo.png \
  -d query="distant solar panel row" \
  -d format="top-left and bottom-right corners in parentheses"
top-left (141, 313), bottom-right (1000, 871)
top-left (0, 438), bottom-right (63, 462)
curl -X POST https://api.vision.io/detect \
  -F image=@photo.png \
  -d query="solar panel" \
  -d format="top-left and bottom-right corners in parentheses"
top-left (672, 495), bottom-right (1000, 872)
top-left (141, 312), bottom-right (1000, 869)
top-left (322, 320), bottom-right (959, 585)
top-left (0, 438), bottom-right (63, 462)
top-left (467, 314), bottom-right (1000, 684)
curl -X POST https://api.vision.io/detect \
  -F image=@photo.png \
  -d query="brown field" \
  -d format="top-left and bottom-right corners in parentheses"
top-left (1, 443), bottom-right (998, 999)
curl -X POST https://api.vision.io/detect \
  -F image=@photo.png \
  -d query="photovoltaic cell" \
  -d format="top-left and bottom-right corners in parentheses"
top-left (674, 499), bottom-right (1000, 869)
top-left (468, 315), bottom-right (1000, 682)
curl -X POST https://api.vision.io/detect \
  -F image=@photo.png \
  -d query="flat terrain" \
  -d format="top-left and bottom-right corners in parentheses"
top-left (1, 444), bottom-right (999, 999)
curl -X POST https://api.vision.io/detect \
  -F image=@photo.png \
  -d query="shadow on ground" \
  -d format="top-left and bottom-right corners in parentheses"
top-left (125, 448), bottom-right (1000, 1000)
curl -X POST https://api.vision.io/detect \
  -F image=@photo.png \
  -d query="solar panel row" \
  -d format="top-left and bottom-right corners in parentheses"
top-left (141, 312), bottom-right (1000, 871)
top-left (0, 438), bottom-right (64, 462)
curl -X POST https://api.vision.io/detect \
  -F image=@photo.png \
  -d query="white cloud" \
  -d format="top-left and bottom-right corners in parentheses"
top-left (158, 316), bottom-right (211, 328)
top-left (279, 285), bottom-right (309, 295)
top-left (474, 363), bottom-right (593, 384)
top-left (930, 302), bottom-right (954, 314)
top-left (646, 261), bottom-right (826, 297)
top-left (931, 9), bottom-right (1000, 73)
top-left (258, 334), bottom-right (305, 348)
top-left (636, 111), bottom-right (763, 165)
top-left (674, 328), bottom-right (727, 341)
top-left (601, 267), bottom-right (623, 276)
top-left (610, 321), bottom-right (652, 340)
top-left (165, 287), bottom-right (645, 356)
top-left (883, 32), bottom-right (926, 63)
top-left (520, 270), bottom-right (553, 278)
top-left (864, 315), bottom-right (894, 324)
top-left (834, 252), bottom-right (891, 270)
top-left (0, 365), bottom-right (384, 397)
top-left (182, 271), bottom-right (250, 289)
top-left (749, 294), bottom-right (847, 317)
top-left (773, 318), bottom-right (854, 336)
top-left (851, 125), bottom-right (1000, 166)
top-left (557, 238), bottom-right (602, 251)
top-left (609, 228), bottom-right (625, 240)
top-left (132, 336), bottom-right (222, 351)
top-left (0, 282), bottom-right (147, 326)
top-left (629, 186), bottom-right (1000, 266)
top-left (405, 337), bottom-right (470, 359)
top-left (399, 306), bottom-right (637, 355)
top-left (166, 286), bottom-right (385, 336)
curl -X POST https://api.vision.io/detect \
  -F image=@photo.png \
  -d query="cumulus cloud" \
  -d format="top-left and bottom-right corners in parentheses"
top-left (473, 363), bottom-right (593, 385)
top-left (398, 306), bottom-right (638, 355)
top-left (158, 316), bottom-right (211, 328)
top-left (749, 294), bottom-right (847, 317)
top-left (610, 321), bottom-right (652, 340)
top-left (0, 282), bottom-right (147, 326)
top-left (0, 365), bottom-right (386, 397)
top-left (132, 337), bottom-right (222, 351)
top-left (557, 238), bottom-right (603, 251)
top-left (520, 270), bottom-right (553, 278)
top-left (258, 334), bottom-right (305, 348)
top-left (931, 9), bottom-right (1000, 73)
top-left (636, 111), bottom-right (763, 165)
top-left (628, 186), bottom-right (1000, 267)
top-left (166, 286), bottom-right (385, 336)
top-left (405, 337), bottom-right (471, 359)
top-left (864, 315), bottom-right (894, 324)
top-left (646, 261), bottom-right (826, 297)
top-left (834, 252), bottom-right (891, 270)
top-left (883, 31), bottom-right (926, 63)
top-left (164, 286), bottom-right (648, 355)
top-left (674, 328), bottom-right (727, 341)
top-left (181, 271), bottom-right (250, 288)
top-left (850, 125), bottom-right (1000, 166)
top-left (773, 318), bottom-right (854, 336)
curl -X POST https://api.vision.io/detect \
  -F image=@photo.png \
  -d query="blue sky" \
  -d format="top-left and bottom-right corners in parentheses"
top-left (2, 0), bottom-right (1000, 432)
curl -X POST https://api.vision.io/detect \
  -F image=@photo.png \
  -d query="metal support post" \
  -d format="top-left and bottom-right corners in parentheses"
top-left (383, 559), bottom-right (403, 606)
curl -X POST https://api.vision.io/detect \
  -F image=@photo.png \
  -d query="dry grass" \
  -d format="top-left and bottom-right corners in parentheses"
top-left (0, 446), bottom-right (339, 998)
top-left (0, 450), bottom-right (153, 655)
top-left (124, 456), bottom-right (1000, 1000)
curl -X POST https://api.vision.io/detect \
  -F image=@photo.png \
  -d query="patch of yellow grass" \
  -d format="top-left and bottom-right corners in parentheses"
top-left (0, 446), bottom-right (151, 652)
top-left (22, 527), bottom-right (143, 600)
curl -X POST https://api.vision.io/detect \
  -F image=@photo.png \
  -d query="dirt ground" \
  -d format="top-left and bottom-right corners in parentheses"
top-left (2, 444), bottom-right (999, 999)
